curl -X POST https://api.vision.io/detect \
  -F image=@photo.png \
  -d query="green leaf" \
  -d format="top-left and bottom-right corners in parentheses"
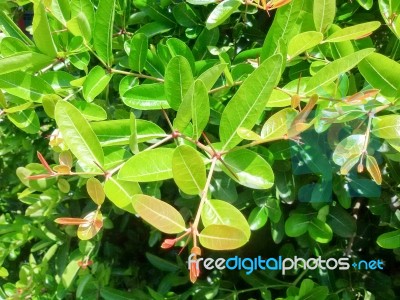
top-left (248, 206), bottom-right (268, 231)
top-left (261, 108), bottom-right (298, 140)
top-left (166, 38), bottom-right (196, 73)
top-left (359, 53), bottom-right (400, 97)
top-left (172, 3), bottom-right (201, 28)
top-left (197, 63), bottom-right (227, 91)
top-left (83, 66), bottom-right (112, 102)
top-left (174, 80), bottom-right (209, 139)
top-left (379, 0), bottom-right (400, 39)
top-left (313, 0), bottom-right (336, 33)
top-left (54, 101), bottom-right (104, 168)
top-left (221, 149), bottom-right (274, 189)
top-left (118, 148), bottom-right (174, 182)
top-left (0, 52), bottom-right (54, 75)
top-left (172, 145), bottom-right (206, 195)
top-left (326, 206), bottom-right (356, 238)
top-left (132, 194), bottom-right (185, 234)
top-left (201, 199), bottom-right (251, 238)
top-left (356, 0), bottom-right (373, 10)
top-left (67, 12), bottom-right (92, 42)
top-left (0, 11), bottom-right (34, 45)
top-left (376, 229), bottom-right (400, 249)
top-left (77, 210), bottom-right (103, 240)
top-left (129, 33), bottom-right (148, 72)
top-left (187, 0), bottom-right (216, 4)
top-left (86, 178), bottom-right (105, 205)
top-left (104, 176), bottom-right (141, 214)
top-left (0, 71), bottom-right (55, 102)
top-left (372, 115), bottom-right (400, 139)
top-left (366, 155), bottom-right (382, 185)
top-left (32, 0), bottom-right (58, 57)
top-left (285, 214), bottom-right (311, 237)
top-left (305, 48), bottom-right (374, 93)
top-left (206, 0), bottom-right (241, 30)
top-left (164, 56), bottom-right (194, 110)
top-left (308, 218), bottom-right (333, 243)
top-left (100, 287), bottom-right (138, 300)
top-left (94, 0), bottom-right (115, 66)
top-left (70, 100), bottom-right (107, 121)
top-left (287, 31), bottom-right (323, 60)
top-left (7, 109), bottom-right (40, 134)
top-left (145, 252), bottom-right (180, 272)
top-left (199, 224), bottom-right (248, 250)
top-left (332, 134), bottom-right (365, 166)
top-left (219, 54), bottom-right (282, 150)
top-left (122, 83), bottom-right (170, 110)
top-left (324, 21), bottom-right (380, 42)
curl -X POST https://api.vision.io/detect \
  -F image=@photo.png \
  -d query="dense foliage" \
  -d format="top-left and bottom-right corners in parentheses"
top-left (0, 0), bottom-right (400, 299)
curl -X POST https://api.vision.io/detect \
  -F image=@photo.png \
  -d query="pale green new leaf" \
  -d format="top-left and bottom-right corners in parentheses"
top-left (32, 0), bottom-right (57, 57)
top-left (324, 21), bottom-right (381, 43)
top-left (172, 145), bottom-right (206, 195)
top-left (201, 199), bottom-right (251, 238)
top-left (174, 80), bottom-right (209, 139)
top-left (199, 224), bottom-right (248, 250)
top-left (94, 0), bottom-right (115, 66)
top-left (104, 176), bottom-right (141, 214)
top-left (219, 54), bottom-right (282, 150)
top-left (164, 56), bottom-right (194, 110)
top-left (305, 48), bottom-right (374, 93)
top-left (359, 53), bottom-right (400, 97)
top-left (54, 101), bottom-right (104, 168)
top-left (313, 0), bottom-right (336, 33)
top-left (83, 66), bottom-right (112, 102)
top-left (132, 194), bottom-right (185, 234)
top-left (118, 148), bottom-right (174, 182)
top-left (206, 0), bottom-right (241, 30)
top-left (287, 31), bottom-right (323, 60)
top-left (221, 149), bottom-right (274, 189)
top-left (86, 177), bottom-right (105, 205)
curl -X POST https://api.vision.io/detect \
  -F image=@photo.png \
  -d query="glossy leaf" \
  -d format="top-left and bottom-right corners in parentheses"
top-left (7, 109), bottom-right (40, 134)
top-left (221, 149), bottom-right (274, 189)
top-left (0, 52), bottom-right (54, 75)
top-left (376, 229), bottom-right (400, 249)
top-left (372, 115), bottom-right (400, 139)
top-left (379, 0), bottom-right (400, 39)
top-left (326, 206), bottom-right (356, 238)
top-left (104, 177), bottom-right (141, 214)
top-left (366, 155), bottom-right (382, 185)
top-left (54, 101), bottom-right (104, 169)
top-left (70, 100), bottom-right (107, 121)
top-left (172, 145), bottom-right (206, 195)
top-left (164, 56), bottom-right (194, 110)
top-left (306, 48), bottom-right (374, 93)
top-left (32, 0), bottom-right (57, 57)
top-left (248, 207), bottom-right (268, 231)
top-left (308, 218), bottom-right (333, 243)
top-left (77, 211), bottom-right (103, 240)
top-left (67, 12), bottom-right (92, 42)
top-left (285, 214), bottom-right (310, 237)
top-left (93, 0), bottom-right (115, 66)
top-left (174, 80), bottom-right (209, 139)
top-left (333, 134), bottom-right (365, 166)
top-left (324, 21), bottom-right (380, 42)
top-left (122, 83), bottom-right (170, 110)
top-left (132, 194), bottom-right (186, 234)
top-left (261, 108), bottom-right (298, 140)
top-left (201, 199), bottom-right (251, 238)
top-left (83, 66), bottom-right (112, 102)
top-left (0, 11), bottom-right (34, 45)
top-left (118, 148), bottom-right (174, 182)
top-left (359, 53), bottom-right (400, 97)
top-left (86, 178), bottom-right (105, 205)
top-left (219, 54), bottom-right (282, 150)
top-left (199, 224), bottom-right (248, 250)
top-left (129, 33), bottom-right (148, 72)
top-left (313, 0), bottom-right (336, 33)
top-left (196, 63), bottom-right (227, 91)
top-left (287, 31), bottom-right (323, 60)
top-left (206, 0), bottom-right (241, 30)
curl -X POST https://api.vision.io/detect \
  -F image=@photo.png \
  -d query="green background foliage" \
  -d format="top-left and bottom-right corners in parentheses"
top-left (0, 0), bottom-right (400, 299)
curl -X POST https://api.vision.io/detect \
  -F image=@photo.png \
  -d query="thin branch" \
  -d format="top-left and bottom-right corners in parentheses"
top-left (111, 68), bottom-right (164, 83)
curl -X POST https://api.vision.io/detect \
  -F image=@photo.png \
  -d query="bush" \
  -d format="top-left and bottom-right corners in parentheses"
top-left (0, 0), bottom-right (399, 299)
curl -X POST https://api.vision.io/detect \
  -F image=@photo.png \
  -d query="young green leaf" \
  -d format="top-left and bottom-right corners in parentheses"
top-left (313, 0), bottom-right (336, 33)
top-left (199, 224), bottom-right (248, 250)
top-left (164, 56), bottom-right (194, 110)
top-left (32, 0), bottom-right (58, 57)
top-left (305, 48), bottom-right (374, 93)
top-left (86, 178), bottom-right (105, 205)
top-left (287, 31), bottom-right (323, 60)
top-left (83, 66), bottom-right (112, 102)
top-left (261, 108), bottom-right (298, 140)
top-left (93, 0), bottom-right (115, 66)
top-left (77, 210), bottom-right (103, 240)
top-left (174, 80), bottom-right (209, 139)
top-left (104, 176), bottom-right (141, 214)
top-left (67, 12), bottom-right (92, 42)
top-left (129, 33), bottom-right (148, 72)
top-left (54, 101), bottom-right (104, 169)
top-left (172, 145), bottom-right (206, 195)
top-left (221, 149), bottom-right (274, 189)
top-left (118, 148), bottom-right (174, 182)
top-left (324, 21), bottom-right (380, 43)
top-left (366, 155), bottom-right (382, 185)
top-left (359, 53), bottom-right (400, 97)
top-left (372, 115), bottom-right (400, 139)
top-left (206, 0), bottom-right (241, 30)
top-left (201, 199), bottom-right (251, 238)
top-left (219, 54), bottom-right (282, 150)
top-left (132, 194), bottom-right (186, 234)
top-left (332, 134), bottom-right (365, 166)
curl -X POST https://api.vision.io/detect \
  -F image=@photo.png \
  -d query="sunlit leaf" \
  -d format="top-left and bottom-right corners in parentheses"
top-left (366, 155), bottom-right (382, 185)
top-left (104, 176), bottom-right (141, 214)
top-left (77, 210), bottom-right (103, 240)
top-left (199, 224), bottom-right (248, 250)
top-left (86, 177), bottom-right (105, 205)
